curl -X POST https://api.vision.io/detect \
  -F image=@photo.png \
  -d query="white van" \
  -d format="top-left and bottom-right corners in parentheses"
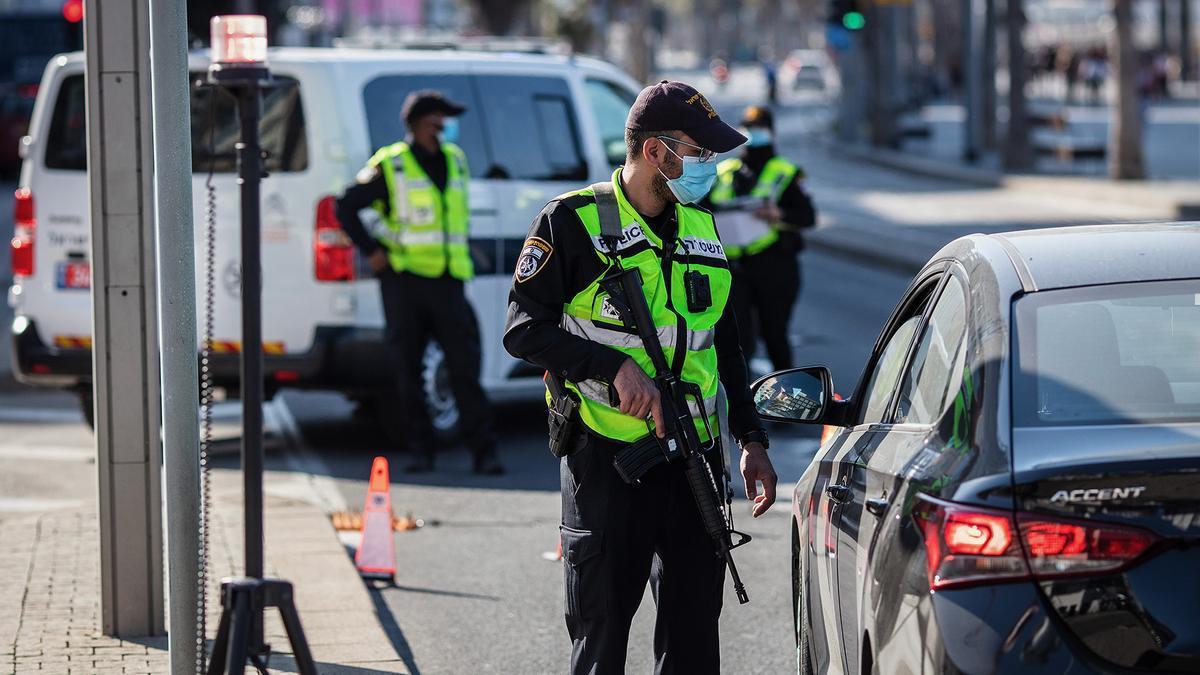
top-left (10, 46), bottom-right (640, 432)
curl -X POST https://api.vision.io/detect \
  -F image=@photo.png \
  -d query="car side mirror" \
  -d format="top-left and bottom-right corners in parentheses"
top-left (751, 366), bottom-right (835, 424)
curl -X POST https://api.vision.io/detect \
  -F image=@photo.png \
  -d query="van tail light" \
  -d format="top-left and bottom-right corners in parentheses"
top-left (915, 497), bottom-right (1159, 591)
top-left (12, 188), bottom-right (35, 277)
top-left (313, 195), bottom-right (354, 282)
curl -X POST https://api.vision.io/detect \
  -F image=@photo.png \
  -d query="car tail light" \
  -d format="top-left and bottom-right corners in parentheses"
top-left (915, 497), bottom-right (1158, 591)
top-left (917, 499), bottom-right (1028, 589)
top-left (1017, 513), bottom-right (1157, 577)
top-left (313, 195), bottom-right (354, 282)
top-left (12, 188), bottom-right (35, 277)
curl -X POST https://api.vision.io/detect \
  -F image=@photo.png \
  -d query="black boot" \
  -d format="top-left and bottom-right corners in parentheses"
top-left (472, 449), bottom-right (505, 476)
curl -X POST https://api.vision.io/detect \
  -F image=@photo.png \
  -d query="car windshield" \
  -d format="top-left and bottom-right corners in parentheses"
top-left (1013, 279), bottom-right (1200, 426)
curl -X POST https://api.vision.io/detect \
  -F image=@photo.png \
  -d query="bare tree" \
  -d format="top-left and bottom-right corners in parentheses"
top-left (1003, 0), bottom-right (1032, 170)
top-left (1109, 0), bottom-right (1145, 179)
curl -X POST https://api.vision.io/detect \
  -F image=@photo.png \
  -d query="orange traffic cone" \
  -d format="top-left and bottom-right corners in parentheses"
top-left (355, 456), bottom-right (396, 581)
top-left (820, 393), bottom-right (844, 446)
top-left (542, 533), bottom-right (563, 562)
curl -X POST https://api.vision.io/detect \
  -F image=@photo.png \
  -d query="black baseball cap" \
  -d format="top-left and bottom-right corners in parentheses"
top-left (740, 105), bottom-right (774, 130)
top-left (402, 90), bottom-right (466, 124)
top-left (626, 81), bottom-right (747, 153)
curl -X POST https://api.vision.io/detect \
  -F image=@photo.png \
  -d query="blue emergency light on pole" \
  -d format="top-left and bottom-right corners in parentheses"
top-left (201, 15), bottom-right (317, 675)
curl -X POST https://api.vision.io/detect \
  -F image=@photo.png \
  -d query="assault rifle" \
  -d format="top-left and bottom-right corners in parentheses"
top-left (599, 266), bottom-right (752, 604)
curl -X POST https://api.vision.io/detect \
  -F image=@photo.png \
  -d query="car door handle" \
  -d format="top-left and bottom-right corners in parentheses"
top-left (825, 484), bottom-right (852, 504)
top-left (865, 497), bottom-right (890, 517)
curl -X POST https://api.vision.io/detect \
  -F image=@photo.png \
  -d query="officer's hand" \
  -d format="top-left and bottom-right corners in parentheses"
top-left (754, 203), bottom-right (782, 222)
top-left (613, 358), bottom-right (665, 437)
top-left (368, 249), bottom-right (389, 273)
top-left (740, 443), bottom-right (777, 518)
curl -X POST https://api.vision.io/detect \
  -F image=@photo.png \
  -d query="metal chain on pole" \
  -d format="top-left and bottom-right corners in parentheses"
top-left (195, 87), bottom-right (219, 675)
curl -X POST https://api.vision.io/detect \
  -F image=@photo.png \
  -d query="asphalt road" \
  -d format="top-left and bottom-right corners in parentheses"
top-left (272, 250), bottom-right (911, 674)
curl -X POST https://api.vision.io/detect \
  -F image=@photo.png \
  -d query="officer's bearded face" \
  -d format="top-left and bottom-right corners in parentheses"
top-left (650, 136), bottom-right (684, 204)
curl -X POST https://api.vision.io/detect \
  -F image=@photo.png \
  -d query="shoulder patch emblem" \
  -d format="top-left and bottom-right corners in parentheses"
top-left (356, 165), bottom-right (380, 184)
top-left (515, 236), bottom-right (553, 283)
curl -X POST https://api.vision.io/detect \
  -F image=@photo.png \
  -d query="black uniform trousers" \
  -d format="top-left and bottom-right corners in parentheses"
top-left (730, 235), bottom-right (801, 371)
top-left (377, 269), bottom-right (496, 457)
top-left (560, 432), bottom-right (726, 675)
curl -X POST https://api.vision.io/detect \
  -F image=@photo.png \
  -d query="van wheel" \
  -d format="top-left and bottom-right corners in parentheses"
top-left (78, 387), bottom-right (95, 430)
top-left (372, 344), bottom-right (461, 446)
top-left (422, 343), bottom-right (460, 442)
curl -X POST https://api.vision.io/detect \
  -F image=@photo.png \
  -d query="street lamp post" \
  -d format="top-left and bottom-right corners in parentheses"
top-left (202, 16), bottom-right (317, 675)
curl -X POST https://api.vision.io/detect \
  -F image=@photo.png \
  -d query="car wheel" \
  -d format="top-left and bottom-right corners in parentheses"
top-left (793, 521), bottom-right (814, 675)
top-left (422, 343), bottom-right (460, 442)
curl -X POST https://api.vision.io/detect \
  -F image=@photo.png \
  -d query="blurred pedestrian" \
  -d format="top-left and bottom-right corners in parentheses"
top-left (503, 81), bottom-right (776, 674)
top-left (1083, 47), bottom-right (1108, 104)
top-left (761, 53), bottom-right (778, 104)
top-left (335, 90), bottom-right (504, 475)
top-left (705, 105), bottom-right (817, 373)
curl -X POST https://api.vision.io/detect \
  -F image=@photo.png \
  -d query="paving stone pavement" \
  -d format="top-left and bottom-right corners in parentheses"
top-left (0, 507), bottom-right (170, 674)
top-left (1, 459), bottom-right (406, 674)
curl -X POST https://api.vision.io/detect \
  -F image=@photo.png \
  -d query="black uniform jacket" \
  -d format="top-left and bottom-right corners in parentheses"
top-left (503, 191), bottom-right (765, 443)
top-left (335, 141), bottom-right (450, 258)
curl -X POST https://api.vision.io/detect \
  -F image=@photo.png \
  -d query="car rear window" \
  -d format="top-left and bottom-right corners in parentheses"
top-left (43, 73), bottom-right (309, 173)
top-left (362, 73), bottom-right (586, 181)
top-left (1013, 279), bottom-right (1200, 426)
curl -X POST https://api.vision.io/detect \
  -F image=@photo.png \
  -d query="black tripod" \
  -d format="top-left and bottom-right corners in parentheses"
top-left (204, 58), bottom-right (317, 675)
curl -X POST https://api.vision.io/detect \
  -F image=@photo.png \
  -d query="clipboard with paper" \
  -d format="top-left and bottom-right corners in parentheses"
top-left (712, 195), bottom-right (774, 251)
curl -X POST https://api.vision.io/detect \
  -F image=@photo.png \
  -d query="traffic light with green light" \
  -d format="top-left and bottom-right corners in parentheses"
top-left (829, 0), bottom-right (866, 31)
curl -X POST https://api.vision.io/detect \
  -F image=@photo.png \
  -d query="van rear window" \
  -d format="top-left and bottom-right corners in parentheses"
top-left (44, 75), bottom-right (86, 170)
top-left (43, 74), bottom-right (308, 173)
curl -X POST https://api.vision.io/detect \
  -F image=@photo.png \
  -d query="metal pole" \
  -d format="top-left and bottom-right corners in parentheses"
top-left (1182, 0), bottom-right (1195, 82)
top-left (962, 0), bottom-right (985, 161)
top-left (84, 0), bottom-right (165, 638)
top-left (148, 0), bottom-right (200, 669)
top-left (236, 83), bottom-right (266, 646)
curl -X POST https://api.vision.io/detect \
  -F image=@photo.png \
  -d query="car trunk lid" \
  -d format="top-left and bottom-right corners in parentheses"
top-left (1012, 424), bottom-right (1200, 672)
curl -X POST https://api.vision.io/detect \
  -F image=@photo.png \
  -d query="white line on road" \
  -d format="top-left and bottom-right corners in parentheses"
top-left (0, 497), bottom-right (84, 512)
top-left (0, 407), bottom-right (83, 424)
top-left (0, 445), bottom-right (93, 462)
top-left (269, 397), bottom-right (349, 514)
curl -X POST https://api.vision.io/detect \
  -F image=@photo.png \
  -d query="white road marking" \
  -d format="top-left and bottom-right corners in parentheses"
top-left (0, 497), bottom-right (84, 512)
top-left (269, 397), bottom-right (349, 514)
top-left (0, 407), bottom-right (83, 424)
top-left (0, 445), bottom-right (93, 462)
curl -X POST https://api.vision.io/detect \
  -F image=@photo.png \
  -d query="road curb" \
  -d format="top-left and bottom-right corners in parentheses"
top-left (841, 143), bottom-right (1200, 218)
top-left (806, 234), bottom-right (926, 276)
top-left (840, 144), bottom-right (1003, 187)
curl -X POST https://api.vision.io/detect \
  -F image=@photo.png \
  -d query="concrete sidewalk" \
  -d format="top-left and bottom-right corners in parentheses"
top-left (0, 402), bottom-right (406, 674)
top-left (806, 144), bottom-right (1200, 275)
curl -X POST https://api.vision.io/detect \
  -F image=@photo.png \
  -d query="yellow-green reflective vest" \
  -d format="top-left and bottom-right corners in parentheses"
top-left (367, 141), bottom-right (473, 280)
top-left (708, 155), bottom-right (799, 259)
top-left (554, 168), bottom-right (732, 444)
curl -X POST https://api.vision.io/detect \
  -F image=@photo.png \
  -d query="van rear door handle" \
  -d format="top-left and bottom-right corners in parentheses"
top-left (825, 484), bottom-right (852, 504)
top-left (865, 497), bottom-right (890, 517)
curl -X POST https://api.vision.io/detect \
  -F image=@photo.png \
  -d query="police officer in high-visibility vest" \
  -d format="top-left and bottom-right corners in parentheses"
top-left (704, 105), bottom-right (816, 372)
top-left (504, 81), bottom-right (777, 674)
top-left (336, 90), bottom-right (503, 475)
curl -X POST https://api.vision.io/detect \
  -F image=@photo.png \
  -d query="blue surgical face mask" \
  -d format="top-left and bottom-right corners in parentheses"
top-left (659, 147), bottom-right (718, 204)
top-left (440, 117), bottom-right (460, 144)
top-left (743, 127), bottom-right (772, 148)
